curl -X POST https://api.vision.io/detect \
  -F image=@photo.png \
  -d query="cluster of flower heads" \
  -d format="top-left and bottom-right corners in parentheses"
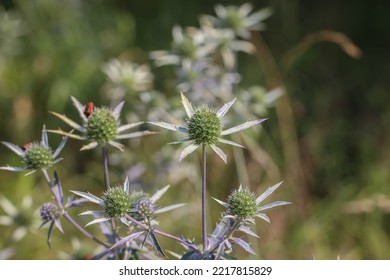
top-left (71, 177), bottom-right (184, 227)
top-left (0, 3), bottom-right (291, 259)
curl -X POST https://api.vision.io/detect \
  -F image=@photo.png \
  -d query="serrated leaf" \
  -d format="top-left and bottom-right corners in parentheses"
top-left (233, 237), bottom-right (256, 255)
top-left (238, 225), bottom-right (260, 238)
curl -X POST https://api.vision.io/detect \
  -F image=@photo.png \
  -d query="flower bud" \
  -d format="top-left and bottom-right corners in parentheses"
top-left (86, 107), bottom-right (118, 143)
top-left (103, 187), bottom-right (131, 218)
top-left (187, 106), bottom-right (222, 145)
top-left (23, 143), bottom-right (54, 170)
top-left (39, 203), bottom-right (60, 222)
top-left (133, 199), bottom-right (155, 221)
top-left (227, 187), bottom-right (257, 220)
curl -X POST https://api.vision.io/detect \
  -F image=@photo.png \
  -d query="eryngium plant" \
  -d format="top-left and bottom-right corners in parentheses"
top-left (181, 182), bottom-right (291, 260)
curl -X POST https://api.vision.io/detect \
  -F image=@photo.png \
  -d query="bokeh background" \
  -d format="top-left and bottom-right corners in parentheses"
top-left (1, 0), bottom-right (389, 259)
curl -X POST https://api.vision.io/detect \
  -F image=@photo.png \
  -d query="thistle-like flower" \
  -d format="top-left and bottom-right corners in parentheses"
top-left (48, 96), bottom-right (154, 151)
top-left (0, 126), bottom-right (67, 175)
top-left (102, 59), bottom-right (154, 93)
top-left (213, 182), bottom-right (291, 223)
top-left (207, 182), bottom-right (291, 257)
top-left (70, 177), bottom-right (184, 227)
top-left (203, 3), bottom-right (273, 39)
top-left (39, 202), bottom-right (64, 248)
top-left (149, 93), bottom-right (266, 163)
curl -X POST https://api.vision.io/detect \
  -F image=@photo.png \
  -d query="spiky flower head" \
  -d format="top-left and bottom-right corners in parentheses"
top-left (23, 142), bottom-right (54, 170)
top-left (71, 179), bottom-right (185, 227)
top-left (86, 107), bottom-right (118, 143)
top-left (102, 187), bottom-right (132, 218)
top-left (205, 3), bottom-right (273, 39)
top-left (226, 187), bottom-right (257, 220)
top-left (149, 93), bottom-right (266, 163)
top-left (132, 198), bottom-right (155, 221)
top-left (0, 126), bottom-right (67, 175)
top-left (213, 182), bottom-right (291, 223)
top-left (39, 203), bottom-right (60, 222)
top-left (48, 96), bottom-right (154, 151)
top-left (187, 106), bottom-right (222, 145)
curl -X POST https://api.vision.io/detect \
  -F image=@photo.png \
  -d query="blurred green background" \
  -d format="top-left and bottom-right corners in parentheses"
top-left (1, 0), bottom-right (390, 259)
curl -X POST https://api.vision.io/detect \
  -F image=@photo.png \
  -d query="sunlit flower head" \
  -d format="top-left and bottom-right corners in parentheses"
top-left (149, 93), bottom-right (266, 163)
top-left (102, 59), bottom-right (154, 92)
top-left (203, 3), bottom-right (273, 39)
top-left (70, 177), bottom-right (184, 227)
top-left (150, 25), bottom-right (216, 67)
top-left (213, 181), bottom-right (291, 223)
top-left (48, 96), bottom-right (154, 151)
top-left (0, 126), bottom-right (67, 175)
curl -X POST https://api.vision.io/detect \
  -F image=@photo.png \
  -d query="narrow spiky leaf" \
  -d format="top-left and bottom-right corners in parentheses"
top-left (179, 143), bottom-right (199, 161)
top-left (110, 231), bottom-right (144, 251)
top-left (148, 121), bottom-right (188, 133)
top-left (256, 181), bottom-right (283, 205)
top-left (217, 98), bottom-right (236, 118)
top-left (1, 141), bottom-right (25, 157)
top-left (49, 111), bottom-right (87, 133)
top-left (150, 185), bottom-right (170, 203)
top-left (221, 119), bottom-right (267, 136)
top-left (257, 201), bottom-right (292, 211)
top-left (70, 191), bottom-right (104, 205)
top-left (154, 203), bottom-right (185, 214)
top-left (181, 93), bottom-right (194, 118)
top-left (233, 238), bottom-right (256, 255)
top-left (210, 144), bottom-right (227, 163)
top-left (71, 96), bottom-right (88, 123)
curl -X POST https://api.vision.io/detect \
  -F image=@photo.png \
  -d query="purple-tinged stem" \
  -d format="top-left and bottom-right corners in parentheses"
top-left (41, 169), bottom-right (109, 248)
top-left (102, 145), bottom-right (110, 190)
top-left (201, 144), bottom-right (207, 250)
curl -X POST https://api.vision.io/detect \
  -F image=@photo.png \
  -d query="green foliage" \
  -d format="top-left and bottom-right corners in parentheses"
top-left (1, 0), bottom-right (390, 260)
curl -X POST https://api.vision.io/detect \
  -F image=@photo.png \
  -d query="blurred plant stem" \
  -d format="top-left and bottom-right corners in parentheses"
top-left (251, 31), bottom-right (309, 215)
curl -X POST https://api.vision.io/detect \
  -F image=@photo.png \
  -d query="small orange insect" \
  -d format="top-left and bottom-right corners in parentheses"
top-left (84, 102), bottom-right (94, 118)
top-left (21, 143), bottom-right (33, 151)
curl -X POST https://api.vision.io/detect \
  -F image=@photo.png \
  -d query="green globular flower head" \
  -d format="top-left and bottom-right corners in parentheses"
top-left (187, 106), bottom-right (222, 145)
top-left (103, 187), bottom-right (132, 218)
top-left (23, 143), bottom-right (54, 170)
top-left (39, 203), bottom-right (60, 222)
top-left (227, 187), bottom-right (257, 220)
top-left (86, 107), bottom-right (118, 143)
